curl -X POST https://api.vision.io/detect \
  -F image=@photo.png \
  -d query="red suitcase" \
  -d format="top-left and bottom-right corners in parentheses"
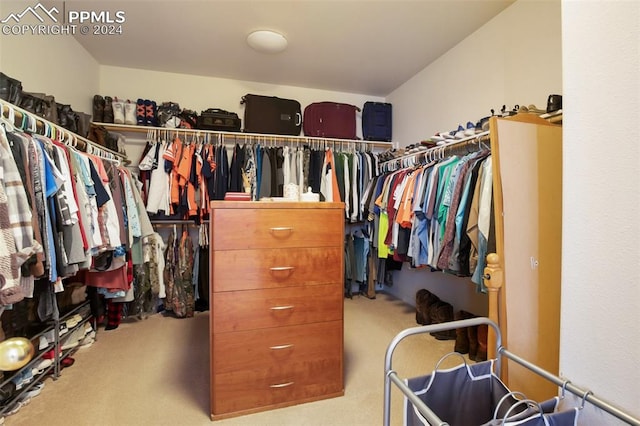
top-left (303, 102), bottom-right (360, 139)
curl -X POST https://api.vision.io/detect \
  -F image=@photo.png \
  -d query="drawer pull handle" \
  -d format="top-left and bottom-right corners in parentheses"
top-left (269, 266), bottom-right (295, 272)
top-left (269, 227), bottom-right (293, 232)
top-left (269, 344), bottom-right (294, 350)
top-left (270, 381), bottom-right (294, 388)
top-left (270, 305), bottom-right (294, 311)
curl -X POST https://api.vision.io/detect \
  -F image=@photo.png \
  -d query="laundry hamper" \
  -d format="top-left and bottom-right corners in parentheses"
top-left (404, 357), bottom-right (512, 426)
top-left (384, 318), bottom-right (584, 426)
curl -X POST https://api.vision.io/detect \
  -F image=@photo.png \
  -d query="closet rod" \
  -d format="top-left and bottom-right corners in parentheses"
top-left (381, 130), bottom-right (490, 166)
top-left (93, 122), bottom-right (394, 148)
top-left (0, 100), bottom-right (127, 161)
top-left (150, 219), bottom-right (209, 226)
top-left (499, 347), bottom-right (640, 426)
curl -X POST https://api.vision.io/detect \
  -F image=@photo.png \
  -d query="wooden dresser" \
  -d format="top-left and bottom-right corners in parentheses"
top-left (209, 201), bottom-right (345, 420)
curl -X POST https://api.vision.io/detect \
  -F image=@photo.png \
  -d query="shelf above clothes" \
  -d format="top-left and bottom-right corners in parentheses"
top-left (0, 100), bottom-right (129, 163)
top-left (92, 122), bottom-right (394, 149)
top-left (380, 130), bottom-right (491, 171)
top-left (540, 109), bottom-right (563, 124)
top-left (0, 101), bottom-right (128, 163)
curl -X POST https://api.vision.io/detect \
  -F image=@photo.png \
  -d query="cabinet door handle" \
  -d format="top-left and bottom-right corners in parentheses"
top-left (270, 305), bottom-right (294, 311)
top-left (269, 344), bottom-right (294, 350)
top-left (269, 266), bottom-right (295, 272)
top-left (269, 227), bottom-right (293, 232)
top-left (269, 381), bottom-right (294, 388)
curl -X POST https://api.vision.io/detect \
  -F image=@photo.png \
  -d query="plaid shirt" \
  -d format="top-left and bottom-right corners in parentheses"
top-left (0, 127), bottom-right (42, 291)
top-left (0, 180), bottom-right (19, 290)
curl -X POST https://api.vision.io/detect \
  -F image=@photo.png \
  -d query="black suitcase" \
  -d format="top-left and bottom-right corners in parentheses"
top-left (241, 94), bottom-right (302, 136)
top-left (362, 101), bottom-right (392, 141)
top-left (197, 108), bottom-right (241, 132)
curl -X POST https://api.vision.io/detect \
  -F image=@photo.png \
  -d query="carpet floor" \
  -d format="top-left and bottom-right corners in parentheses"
top-left (4, 292), bottom-right (467, 426)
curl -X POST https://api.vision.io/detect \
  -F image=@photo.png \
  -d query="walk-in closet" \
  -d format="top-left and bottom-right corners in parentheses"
top-left (0, 0), bottom-right (638, 425)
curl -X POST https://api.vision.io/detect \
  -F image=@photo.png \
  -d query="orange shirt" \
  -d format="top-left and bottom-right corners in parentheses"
top-left (163, 137), bottom-right (184, 210)
top-left (397, 169), bottom-right (418, 228)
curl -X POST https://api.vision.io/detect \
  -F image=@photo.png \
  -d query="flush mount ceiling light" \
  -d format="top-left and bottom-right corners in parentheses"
top-left (247, 30), bottom-right (288, 53)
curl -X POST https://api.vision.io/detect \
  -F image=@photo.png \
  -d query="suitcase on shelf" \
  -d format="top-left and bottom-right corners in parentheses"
top-left (362, 101), bottom-right (392, 141)
top-left (197, 108), bottom-right (241, 132)
top-left (241, 94), bottom-right (302, 136)
top-left (303, 102), bottom-right (360, 140)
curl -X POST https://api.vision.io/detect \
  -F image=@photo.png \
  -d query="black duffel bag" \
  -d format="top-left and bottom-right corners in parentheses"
top-left (197, 108), bottom-right (241, 132)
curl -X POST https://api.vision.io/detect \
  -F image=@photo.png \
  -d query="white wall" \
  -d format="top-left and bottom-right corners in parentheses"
top-left (383, 0), bottom-right (562, 317)
top-left (559, 0), bottom-right (640, 423)
top-left (389, 0), bottom-right (562, 147)
top-left (3, 0), bottom-right (638, 420)
top-left (0, 1), bottom-right (99, 114)
top-left (99, 65), bottom-right (385, 121)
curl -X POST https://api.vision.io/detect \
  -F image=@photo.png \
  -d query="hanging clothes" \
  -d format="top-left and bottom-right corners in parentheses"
top-left (213, 143), bottom-right (229, 201)
top-left (370, 147), bottom-right (494, 291)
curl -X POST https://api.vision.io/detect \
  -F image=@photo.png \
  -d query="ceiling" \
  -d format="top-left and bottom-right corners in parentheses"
top-left (56, 0), bottom-right (514, 97)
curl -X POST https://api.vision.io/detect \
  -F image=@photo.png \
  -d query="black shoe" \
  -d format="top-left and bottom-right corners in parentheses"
top-left (103, 96), bottom-right (114, 123)
top-left (93, 95), bottom-right (105, 122)
top-left (546, 94), bottom-right (562, 113)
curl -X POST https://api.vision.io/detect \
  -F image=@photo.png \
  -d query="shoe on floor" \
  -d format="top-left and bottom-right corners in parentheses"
top-left (38, 335), bottom-right (49, 351)
top-left (4, 400), bottom-right (23, 416)
top-left (61, 326), bottom-right (87, 351)
top-left (61, 357), bottom-right (75, 369)
top-left (32, 358), bottom-right (53, 376)
top-left (84, 322), bottom-right (94, 336)
top-left (65, 314), bottom-right (81, 328)
top-left (78, 335), bottom-right (95, 350)
top-left (18, 382), bottom-right (45, 403)
top-left (10, 369), bottom-right (33, 391)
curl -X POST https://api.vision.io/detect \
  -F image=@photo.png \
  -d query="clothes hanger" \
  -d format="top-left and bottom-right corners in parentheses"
top-left (0, 102), bottom-right (17, 133)
top-left (580, 390), bottom-right (594, 410)
top-left (560, 379), bottom-right (571, 400)
top-left (43, 121), bottom-right (51, 138)
top-left (28, 112), bottom-right (38, 134)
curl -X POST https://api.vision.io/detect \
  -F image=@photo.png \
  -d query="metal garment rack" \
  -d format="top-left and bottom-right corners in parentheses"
top-left (0, 100), bottom-right (127, 162)
top-left (384, 318), bottom-right (640, 426)
top-left (150, 219), bottom-right (209, 228)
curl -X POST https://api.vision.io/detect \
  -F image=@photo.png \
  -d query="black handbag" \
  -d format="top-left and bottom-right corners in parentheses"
top-left (197, 108), bottom-right (241, 132)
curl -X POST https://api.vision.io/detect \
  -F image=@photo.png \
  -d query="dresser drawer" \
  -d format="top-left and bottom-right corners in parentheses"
top-left (212, 350), bottom-right (343, 416)
top-left (211, 208), bottom-right (343, 250)
top-left (212, 284), bottom-right (343, 333)
top-left (212, 320), bottom-right (342, 373)
top-left (212, 247), bottom-right (342, 292)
